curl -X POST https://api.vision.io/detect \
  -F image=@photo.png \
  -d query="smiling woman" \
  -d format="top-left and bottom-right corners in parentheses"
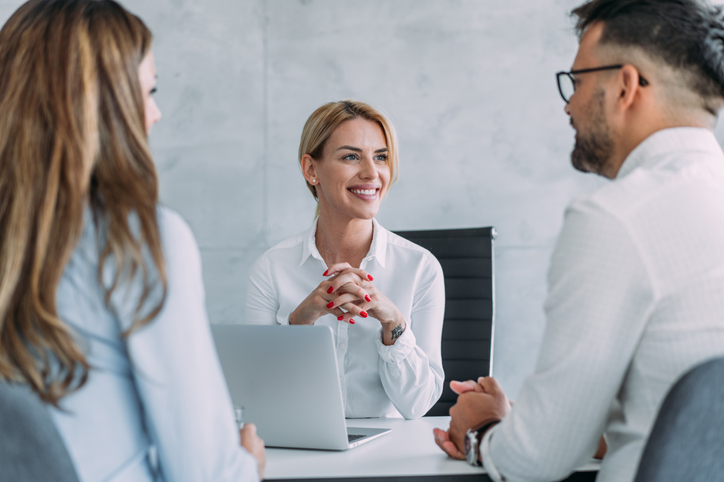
top-left (245, 100), bottom-right (445, 419)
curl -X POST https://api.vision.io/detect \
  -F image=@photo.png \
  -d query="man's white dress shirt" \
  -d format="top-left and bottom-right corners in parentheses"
top-left (481, 128), bottom-right (724, 482)
top-left (245, 218), bottom-right (445, 419)
top-left (51, 208), bottom-right (259, 482)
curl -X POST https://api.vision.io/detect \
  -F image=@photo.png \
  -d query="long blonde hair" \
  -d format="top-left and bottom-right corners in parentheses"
top-left (298, 100), bottom-right (400, 215)
top-left (0, 0), bottom-right (166, 405)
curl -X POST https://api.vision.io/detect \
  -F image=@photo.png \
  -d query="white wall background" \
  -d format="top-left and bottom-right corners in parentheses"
top-left (2, 0), bottom-right (723, 399)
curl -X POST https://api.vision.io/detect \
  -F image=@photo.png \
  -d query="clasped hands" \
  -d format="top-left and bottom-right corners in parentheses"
top-left (289, 263), bottom-right (405, 345)
top-left (433, 376), bottom-right (511, 460)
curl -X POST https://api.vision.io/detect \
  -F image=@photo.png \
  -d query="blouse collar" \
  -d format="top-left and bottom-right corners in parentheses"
top-left (300, 218), bottom-right (387, 269)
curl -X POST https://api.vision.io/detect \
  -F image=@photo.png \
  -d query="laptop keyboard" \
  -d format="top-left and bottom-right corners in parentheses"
top-left (348, 433), bottom-right (366, 442)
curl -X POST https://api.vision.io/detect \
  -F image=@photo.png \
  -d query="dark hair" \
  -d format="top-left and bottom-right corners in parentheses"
top-left (572, 0), bottom-right (724, 111)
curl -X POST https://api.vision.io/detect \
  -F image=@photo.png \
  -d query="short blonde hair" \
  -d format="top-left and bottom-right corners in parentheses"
top-left (298, 100), bottom-right (399, 202)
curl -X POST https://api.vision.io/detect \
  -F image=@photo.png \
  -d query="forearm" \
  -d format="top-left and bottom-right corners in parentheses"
top-left (128, 214), bottom-right (261, 481)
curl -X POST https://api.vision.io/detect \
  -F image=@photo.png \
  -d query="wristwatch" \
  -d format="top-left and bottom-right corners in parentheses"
top-left (464, 420), bottom-right (500, 467)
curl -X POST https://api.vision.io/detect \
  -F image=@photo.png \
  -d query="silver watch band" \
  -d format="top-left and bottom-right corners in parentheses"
top-left (465, 420), bottom-right (501, 467)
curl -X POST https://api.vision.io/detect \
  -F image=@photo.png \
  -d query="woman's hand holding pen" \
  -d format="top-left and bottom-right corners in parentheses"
top-left (240, 423), bottom-right (266, 479)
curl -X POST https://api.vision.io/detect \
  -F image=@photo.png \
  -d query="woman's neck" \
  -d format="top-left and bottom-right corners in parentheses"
top-left (315, 214), bottom-right (374, 269)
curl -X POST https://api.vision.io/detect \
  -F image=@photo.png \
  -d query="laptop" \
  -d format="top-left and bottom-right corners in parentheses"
top-left (211, 324), bottom-right (391, 450)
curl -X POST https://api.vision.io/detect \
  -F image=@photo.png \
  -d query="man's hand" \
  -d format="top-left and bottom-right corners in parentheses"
top-left (450, 379), bottom-right (485, 395)
top-left (434, 377), bottom-right (511, 460)
top-left (433, 426), bottom-right (466, 459)
top-left (240, 423), bottom-right (266, 479)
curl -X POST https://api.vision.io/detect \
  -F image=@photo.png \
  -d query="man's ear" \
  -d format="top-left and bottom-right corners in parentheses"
top-left (301, 154), bottom-right (317, 184)
top-left (617, 64), bottom-right (642, 110)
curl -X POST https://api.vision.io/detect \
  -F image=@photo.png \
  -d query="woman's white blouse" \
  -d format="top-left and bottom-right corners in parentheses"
top-left (50, 208), bottom-right (259, 482)
top-left (245, 218), bottom-right (445, 419)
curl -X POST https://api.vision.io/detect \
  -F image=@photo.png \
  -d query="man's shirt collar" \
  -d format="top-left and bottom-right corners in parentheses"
top-left (617, 127), bottom-right (722, 179)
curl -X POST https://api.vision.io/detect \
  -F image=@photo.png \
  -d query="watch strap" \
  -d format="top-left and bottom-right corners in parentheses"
top-left (466, 419), bottom-right (501, 467)
top-left (476, 419), bottom-right (501, 442)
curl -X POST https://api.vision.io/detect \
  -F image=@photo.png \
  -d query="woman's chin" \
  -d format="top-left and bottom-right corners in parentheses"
top-left (320, 202), bottom-right (381, 222)
top-left (346, 210), bottom-right (378, 222)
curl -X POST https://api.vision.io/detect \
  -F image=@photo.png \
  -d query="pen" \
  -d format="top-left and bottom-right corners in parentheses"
top-left (235, 406), bottom-right (244, 430)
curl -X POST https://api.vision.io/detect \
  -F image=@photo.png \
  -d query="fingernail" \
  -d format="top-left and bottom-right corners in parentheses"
top-left (323, 269), bottom-right (329, 276)
top-left (360, 311), bottom-right (368, 318)
top-left (327, 286), bottom-right (334, 294)
top-left (337, 315), bottom-right (344, 321)
top-left (350, 319), bottom-right (355, 324)
top-left (367, 275), bottom-right (374, 281)
top-left (326, 301), bottom-right (334, 309)
top-left (365, 295), bottom-right (371, 302)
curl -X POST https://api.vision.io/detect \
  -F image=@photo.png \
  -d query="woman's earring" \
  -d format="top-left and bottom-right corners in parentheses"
top-left (311, 179), bottom-right (316, 184)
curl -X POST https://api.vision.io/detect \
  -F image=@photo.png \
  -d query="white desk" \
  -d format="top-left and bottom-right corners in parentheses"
top-left (265, 416), bottom-right (600, 481)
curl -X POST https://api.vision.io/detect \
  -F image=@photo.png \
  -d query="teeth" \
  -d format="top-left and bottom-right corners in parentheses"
top-left (351, 189), bottom-right (376, 196)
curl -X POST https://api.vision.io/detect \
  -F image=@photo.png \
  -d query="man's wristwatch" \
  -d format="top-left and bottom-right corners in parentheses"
top-left (464, 420), bottom-right (500, 467)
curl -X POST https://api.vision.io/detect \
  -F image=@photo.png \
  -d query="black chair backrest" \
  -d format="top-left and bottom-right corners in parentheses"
top-left (634, 356), bottom-right (724, 482)
top-left (0, 382), bottom-right (79, 482)
top-left (394, 227), bottom-right (496, 417)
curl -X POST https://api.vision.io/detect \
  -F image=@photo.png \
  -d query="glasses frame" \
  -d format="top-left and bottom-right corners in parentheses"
top-left (556, 64), bottom-right (649, 103)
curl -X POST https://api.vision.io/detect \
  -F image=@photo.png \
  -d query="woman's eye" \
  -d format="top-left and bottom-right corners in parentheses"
top-left (374, 155), bottom-right (388, 162)
top-left (150, 87), bottom-right (157, 95)
top-left (342, 153), bottom-right (357, 160)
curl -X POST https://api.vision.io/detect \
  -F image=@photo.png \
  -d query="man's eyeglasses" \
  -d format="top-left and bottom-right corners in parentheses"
top-left (556, 65), bottom-right (649, 103)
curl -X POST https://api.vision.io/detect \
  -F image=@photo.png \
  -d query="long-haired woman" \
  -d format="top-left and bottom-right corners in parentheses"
top-left (246, 100), bottom-right (445, 419)
top-left (0, 1), bottom-right (264, 479)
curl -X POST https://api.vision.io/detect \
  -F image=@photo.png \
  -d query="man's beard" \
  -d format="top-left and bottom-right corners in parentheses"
top-left (570, 89), bottom-right (614, 175)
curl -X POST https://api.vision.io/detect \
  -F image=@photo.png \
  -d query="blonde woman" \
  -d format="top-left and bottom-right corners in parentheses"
top-left (246, 100), bottom-right (444, 419)
top-left (0, 1), bottom-right (263, 480)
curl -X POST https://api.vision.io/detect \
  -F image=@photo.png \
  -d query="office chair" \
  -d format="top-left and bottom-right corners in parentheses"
top-left (394, 227), bottom-right (496, 417)
top-left (0, 381), bottom-right (79, 482)
top-left (633, 356), bottom-right (724, 482)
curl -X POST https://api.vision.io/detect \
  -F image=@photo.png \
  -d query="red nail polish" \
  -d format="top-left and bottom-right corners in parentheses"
top-left (326, 301), bottom-right (334, 309)
top-left (360, 311), bottom-right (368, 318)
top-left (338, 315), bottom-right (344, 321)
top-left (350, 320), bottom-right (355, 324)
top-left (367, 275), bottom-right (374, 281)
top-left (327, 286), bottom-right (334, 294)
top-left (323, 269), bottom-right (329, 276)
top-left (365, 295), bottom-right (371, 302)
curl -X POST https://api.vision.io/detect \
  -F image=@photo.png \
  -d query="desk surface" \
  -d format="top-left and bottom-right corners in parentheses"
top-left (265, 416), bottom-right (600, 480)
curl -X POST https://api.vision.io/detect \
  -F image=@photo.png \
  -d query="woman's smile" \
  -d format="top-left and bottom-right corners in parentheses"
top-left (348, 184), bottom-right (381, 201)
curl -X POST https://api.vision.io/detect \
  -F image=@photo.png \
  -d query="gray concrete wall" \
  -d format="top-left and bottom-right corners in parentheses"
top-left (2, 0), bottom-right (723, 398)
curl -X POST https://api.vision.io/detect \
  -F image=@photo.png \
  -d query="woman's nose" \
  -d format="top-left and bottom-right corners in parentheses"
top-left (359, 157), bottom-right (378, 179)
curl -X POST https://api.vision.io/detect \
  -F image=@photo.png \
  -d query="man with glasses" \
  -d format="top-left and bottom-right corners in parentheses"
top-left (434, 1), bottom-right (724, 481)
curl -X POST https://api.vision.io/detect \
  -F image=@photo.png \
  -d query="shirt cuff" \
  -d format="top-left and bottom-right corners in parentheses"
top-left (375, 323), bottom-right (416, 365)
top-left (480, 423), bottom-right (506, 482)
